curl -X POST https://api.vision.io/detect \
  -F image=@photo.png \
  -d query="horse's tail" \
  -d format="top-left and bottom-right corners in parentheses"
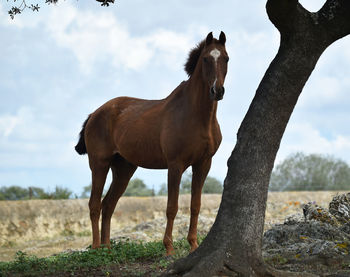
top-left (75, 115), bottom-right (90, 155)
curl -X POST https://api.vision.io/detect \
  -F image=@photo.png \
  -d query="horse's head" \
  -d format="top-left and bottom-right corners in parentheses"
top-left (201, 32), bottom-right (229, 101)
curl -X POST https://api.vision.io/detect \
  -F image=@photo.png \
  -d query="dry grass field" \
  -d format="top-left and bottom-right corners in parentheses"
top-left (0, 191), bottom-right (346, 262)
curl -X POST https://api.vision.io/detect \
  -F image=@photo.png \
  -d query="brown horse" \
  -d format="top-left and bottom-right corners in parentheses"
top-left (75, 31), bottom-right (229, 255)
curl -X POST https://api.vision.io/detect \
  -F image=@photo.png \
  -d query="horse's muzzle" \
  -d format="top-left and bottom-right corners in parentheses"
top-left (210, 86), bottom-right (225, 101)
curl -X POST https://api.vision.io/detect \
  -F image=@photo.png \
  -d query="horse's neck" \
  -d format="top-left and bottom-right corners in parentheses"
top-left (184, 76), bottom-right (218, 124)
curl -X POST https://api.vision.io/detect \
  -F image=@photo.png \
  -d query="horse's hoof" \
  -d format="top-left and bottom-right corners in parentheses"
top-left (166, 249), bottom-right (175, 256)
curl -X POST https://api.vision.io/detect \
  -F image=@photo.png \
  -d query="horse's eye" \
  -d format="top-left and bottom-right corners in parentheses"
top-left (203, 57), bottom-right (210, 63)
top-left (225, 57), bottom-right (229, 63)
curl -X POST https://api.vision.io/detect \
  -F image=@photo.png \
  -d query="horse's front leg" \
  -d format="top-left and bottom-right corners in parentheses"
top-left (187, 158), bottom-right (212, 252)
top-left (163, 163), bottom-right (184, 255)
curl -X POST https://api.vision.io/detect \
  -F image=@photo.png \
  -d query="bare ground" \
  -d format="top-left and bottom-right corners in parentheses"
top-left (0, 191), bottom-right (349, 276)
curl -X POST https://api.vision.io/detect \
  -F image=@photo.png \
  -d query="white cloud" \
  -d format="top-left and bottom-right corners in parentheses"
top-left (0, 107), bottom-right (35, 140)
top-left (299, 76), bottom-right (343, 107)
top-left (0, 114), bottom-right (19, 137)
top-left (0, 106), bottom-right (59, 148)
top-left (277, 122), bottom-right (350, 164)
top-left (0, 107), bottom-right (82, 169)
top-left (146, 30), bottom-right (194, 70)
top-left (0, 1), bottom-right (198, 73)
top-left (39, 2), bottom-right (198, 73)
top-left (227, 28), bottom-right (280, 84)
top-left (334, 135), bottom-right (350, 150)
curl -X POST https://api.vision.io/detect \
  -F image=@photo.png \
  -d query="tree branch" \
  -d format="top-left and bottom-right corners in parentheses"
top-left (266, 0), bottom-right (350, 44)
top-left (8, 0), bottom-right (42, 19)
top-left (266, 0), bottom-right (298, 33)
top-left (317, 0), bottom-right (350, 42)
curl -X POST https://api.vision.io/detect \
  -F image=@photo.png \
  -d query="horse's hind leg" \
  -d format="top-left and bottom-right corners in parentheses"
top-left (187, 158), bottom-right (211, 252)
top-left (101, 155), bottom-right (137, 247)
top-left (89, 158), bottom-right (110, 249)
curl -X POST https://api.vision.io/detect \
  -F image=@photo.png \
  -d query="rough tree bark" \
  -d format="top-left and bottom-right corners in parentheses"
top-left (164, 0), bottom-right (350, 276)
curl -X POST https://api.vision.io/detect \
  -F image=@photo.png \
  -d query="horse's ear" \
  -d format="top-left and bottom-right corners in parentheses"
top-left (219, 31), bottom-right (226, 45)
top-left (206, 32), bottom-right (213, 45)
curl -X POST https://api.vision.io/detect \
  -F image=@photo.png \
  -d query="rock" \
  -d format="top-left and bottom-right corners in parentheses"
top-left (329, 193), bottom-right (350, 224)
top-left (284, 213), bottom-right (305, 225)
top-left (264, 221), bottom-right (349, 246)
top-left (302, 202), bottom-right (340, 226)
top-left (263, 193), bottom-right (350, 271)
top-left (340, 222), bottom-right (350, 235)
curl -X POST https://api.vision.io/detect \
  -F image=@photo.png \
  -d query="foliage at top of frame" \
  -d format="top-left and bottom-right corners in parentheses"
top-left (7, 0), bottom-right (115, 19)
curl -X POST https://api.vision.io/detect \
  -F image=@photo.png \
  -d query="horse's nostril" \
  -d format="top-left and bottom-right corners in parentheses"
top-left (210, 86), bottom-right (225, 100)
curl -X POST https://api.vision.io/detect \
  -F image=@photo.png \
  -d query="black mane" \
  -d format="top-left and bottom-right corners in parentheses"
top-left (184, 39), bottom-right (206, 77)
top-left (184, 38), bottom-right (221, 77)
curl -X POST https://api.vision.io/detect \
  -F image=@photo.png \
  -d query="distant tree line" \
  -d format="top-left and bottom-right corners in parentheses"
top-left (3, 152), bottom-right (348, 200)
top-left (270, 152), bottom-right (350, 191)
top-left (81, 173), bottom-right (223, 198)
top-left (157, 173), bottom-right (223, 196)
top-left (0, 173), bottom-right (223, 201)
top-left (0, 185), bottom-right (73, 200)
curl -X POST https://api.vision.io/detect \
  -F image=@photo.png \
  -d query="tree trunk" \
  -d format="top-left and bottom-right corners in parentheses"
top-left (164, 0), bottom-right (350, 276)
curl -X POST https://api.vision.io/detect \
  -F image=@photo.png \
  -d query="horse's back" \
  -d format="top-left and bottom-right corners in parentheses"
top-left (86, 96), bottom-right (168, 168)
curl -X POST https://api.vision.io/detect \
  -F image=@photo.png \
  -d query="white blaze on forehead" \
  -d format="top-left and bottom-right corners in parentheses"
top-left (210, 48), bottom-right (221, 62)
top-left (210, 48), bottom-right (221, 89)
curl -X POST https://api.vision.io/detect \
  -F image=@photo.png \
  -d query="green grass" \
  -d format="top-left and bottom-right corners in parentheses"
top-left (0, 237), bottom-right (203, 276)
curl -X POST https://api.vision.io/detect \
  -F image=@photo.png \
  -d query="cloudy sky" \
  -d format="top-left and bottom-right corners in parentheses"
top-left (1, 0), bottom-right (349, 195)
